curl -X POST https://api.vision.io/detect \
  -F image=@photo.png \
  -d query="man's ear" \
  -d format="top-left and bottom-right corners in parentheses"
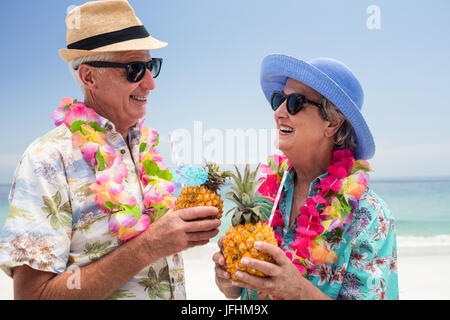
top-left (77, 64), bottom-right (97, 91)
top-left (324, 118), bottom-right (345, 138)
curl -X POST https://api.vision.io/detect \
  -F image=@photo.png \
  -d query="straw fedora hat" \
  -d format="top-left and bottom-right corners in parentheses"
top-left (59, 0), bottom-right (167, 62)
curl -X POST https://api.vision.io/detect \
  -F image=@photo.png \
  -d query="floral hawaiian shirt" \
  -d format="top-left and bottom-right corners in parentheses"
top-left (0, 115), bottom-right (185, 300)
top-left (243, 169), bottom-right (399, 300)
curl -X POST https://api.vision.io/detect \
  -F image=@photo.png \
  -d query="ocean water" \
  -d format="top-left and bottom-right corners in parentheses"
top-left (1, 178), bottom-right (450, 247)
top-left (0, 184), bottom-right (10, 233)
top-left (214, 178), bottom-right (450, 246)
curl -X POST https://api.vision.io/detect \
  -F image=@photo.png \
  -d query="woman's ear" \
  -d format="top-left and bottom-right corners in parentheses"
top-left (324, 118), bottom-right (344, 138)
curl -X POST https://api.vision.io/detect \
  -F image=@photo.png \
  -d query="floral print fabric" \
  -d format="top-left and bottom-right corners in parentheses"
top-left (0, 116), bottom-right (185, 300)
top-left (243, 169), bottom-right (399, 300)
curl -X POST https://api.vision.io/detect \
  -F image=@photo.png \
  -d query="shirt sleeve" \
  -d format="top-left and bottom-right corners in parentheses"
top-left (0, 142), bottom-right (72, 277)
top-left (338, 195), bottom-right (399, 300)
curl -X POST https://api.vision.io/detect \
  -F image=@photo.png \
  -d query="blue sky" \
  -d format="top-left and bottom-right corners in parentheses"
top-left (0, 0), bottom-right (449, 183)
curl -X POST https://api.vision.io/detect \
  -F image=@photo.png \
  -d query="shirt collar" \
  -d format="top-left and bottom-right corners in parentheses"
top-left (97, 114), bottom-right (141, 141)
top-left (97, 114), bottom-right (112, 131)
top-left (312, 171), bottom-right (329, 186)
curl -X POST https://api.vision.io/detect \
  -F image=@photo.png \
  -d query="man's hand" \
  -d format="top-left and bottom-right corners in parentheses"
top-left (13, 206), bottom-right (221, 300)
top-left (142, 206), bottom-right (221, 259)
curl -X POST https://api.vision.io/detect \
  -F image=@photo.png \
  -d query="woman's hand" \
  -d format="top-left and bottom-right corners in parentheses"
top-left (231, 241), bottom-right (332, 300)
top-left (212, 236), bottom-right (242, 299)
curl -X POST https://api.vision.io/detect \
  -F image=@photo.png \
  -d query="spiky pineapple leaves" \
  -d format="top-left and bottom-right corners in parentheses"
top-left (172, 161), bottom-right (232, 193)
top-left (225, 164), bottom-right (273, 226)
top-left (202, 161), bottom-right (233, 192)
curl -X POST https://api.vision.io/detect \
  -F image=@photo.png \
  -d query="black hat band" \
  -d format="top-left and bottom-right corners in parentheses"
top-left (67, 25), bottom-right (150, 50)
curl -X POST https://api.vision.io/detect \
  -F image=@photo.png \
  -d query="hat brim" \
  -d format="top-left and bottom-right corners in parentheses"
top-left (260, 54), bottom-right (375, 160)
top-left (59, 36), bottom-right (168, 62)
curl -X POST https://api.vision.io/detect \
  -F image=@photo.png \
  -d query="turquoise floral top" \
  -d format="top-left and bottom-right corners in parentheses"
top-left (242, 169), bottom-right (399, 300)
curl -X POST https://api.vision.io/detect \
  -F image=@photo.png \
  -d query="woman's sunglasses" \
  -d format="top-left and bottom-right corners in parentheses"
top-left (75, 58), bottom-right (163, 83)
top-left (271, 91), bottom-right (322, 115)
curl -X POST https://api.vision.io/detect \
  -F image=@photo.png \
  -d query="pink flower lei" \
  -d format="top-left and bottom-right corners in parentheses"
top-left (51, 97), bottom-right (176, 242)
top-left (258, 150), bottom-right (372, 276)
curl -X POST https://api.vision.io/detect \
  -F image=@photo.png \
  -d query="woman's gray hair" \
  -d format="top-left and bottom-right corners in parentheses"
top-left (319, 97), bottom-right (357, 153)
top-left (68, 52), bottom-right (122, 95)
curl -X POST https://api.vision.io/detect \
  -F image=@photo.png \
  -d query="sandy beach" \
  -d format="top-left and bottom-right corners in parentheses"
top-left (1, 243), bottom-right (449, 300)
top-left (187, 243), bottom-right (450, 300)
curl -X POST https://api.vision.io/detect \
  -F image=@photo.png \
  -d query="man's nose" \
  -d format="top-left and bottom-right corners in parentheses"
top-left (139, 69), bottom-right (156, 90)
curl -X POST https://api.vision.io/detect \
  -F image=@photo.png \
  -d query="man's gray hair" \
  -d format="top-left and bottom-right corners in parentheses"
top-left (319, 98), bottom-right (357, 153)
top-left (68, 52), bottom-right (122, 95)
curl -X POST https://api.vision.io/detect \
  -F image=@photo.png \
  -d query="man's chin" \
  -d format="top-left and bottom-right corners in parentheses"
top-left (135, 107), bottom-right (147, 120)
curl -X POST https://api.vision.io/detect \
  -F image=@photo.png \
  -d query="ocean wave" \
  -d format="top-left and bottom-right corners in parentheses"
top-left (397, 235), bottom-right (450, 247)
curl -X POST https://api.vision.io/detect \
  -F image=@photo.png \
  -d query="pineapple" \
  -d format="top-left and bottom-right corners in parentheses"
top-left (223, 164), bottom-right (277, 280)
top-left (174, 162), bottom-right (231, 220)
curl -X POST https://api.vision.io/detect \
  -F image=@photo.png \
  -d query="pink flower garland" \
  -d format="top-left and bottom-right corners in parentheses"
top-left (52, 97), bottom-right (176, 241)
top-left (258, 150), bottom-right (372, 276)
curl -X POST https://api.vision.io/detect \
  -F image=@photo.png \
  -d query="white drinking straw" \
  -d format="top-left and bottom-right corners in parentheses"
top-left (268, 170), bottom-right (288, 227)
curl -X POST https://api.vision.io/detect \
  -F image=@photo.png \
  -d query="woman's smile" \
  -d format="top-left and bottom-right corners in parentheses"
top-left (279, 124), bottom-right (295, 135)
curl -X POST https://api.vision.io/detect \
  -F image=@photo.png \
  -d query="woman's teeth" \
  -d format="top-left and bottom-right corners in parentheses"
top-left (280, 126), bottom-right (294, 133)
top-left (130, 95), bottom-right (147, 102)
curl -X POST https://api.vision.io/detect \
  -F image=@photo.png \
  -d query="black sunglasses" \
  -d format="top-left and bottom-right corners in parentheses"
top-left (271, 91), bottom-right (322, 115)
top-left (75, 58), bottom-right (163, 82)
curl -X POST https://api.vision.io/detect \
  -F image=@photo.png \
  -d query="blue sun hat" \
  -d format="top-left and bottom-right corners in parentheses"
top-left (260, 54), bottom-right (375, 160)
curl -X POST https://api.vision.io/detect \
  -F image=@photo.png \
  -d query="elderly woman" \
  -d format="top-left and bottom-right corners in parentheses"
top-left (213, 54), bottom-right (398, 300)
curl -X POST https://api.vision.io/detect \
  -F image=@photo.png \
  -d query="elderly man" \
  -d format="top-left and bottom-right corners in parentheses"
top-left (0, 0), bottom-right (220, 300)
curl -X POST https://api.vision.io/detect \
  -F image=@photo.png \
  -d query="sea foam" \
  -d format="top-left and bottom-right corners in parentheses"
top-left (397, 234), bottom-right (450, 248)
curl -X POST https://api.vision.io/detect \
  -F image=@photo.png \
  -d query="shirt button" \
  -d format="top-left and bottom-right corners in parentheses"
top-left (106, 124), bottom-right (113, 130)
top-left (120, 149), bottom-right (126, 155)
